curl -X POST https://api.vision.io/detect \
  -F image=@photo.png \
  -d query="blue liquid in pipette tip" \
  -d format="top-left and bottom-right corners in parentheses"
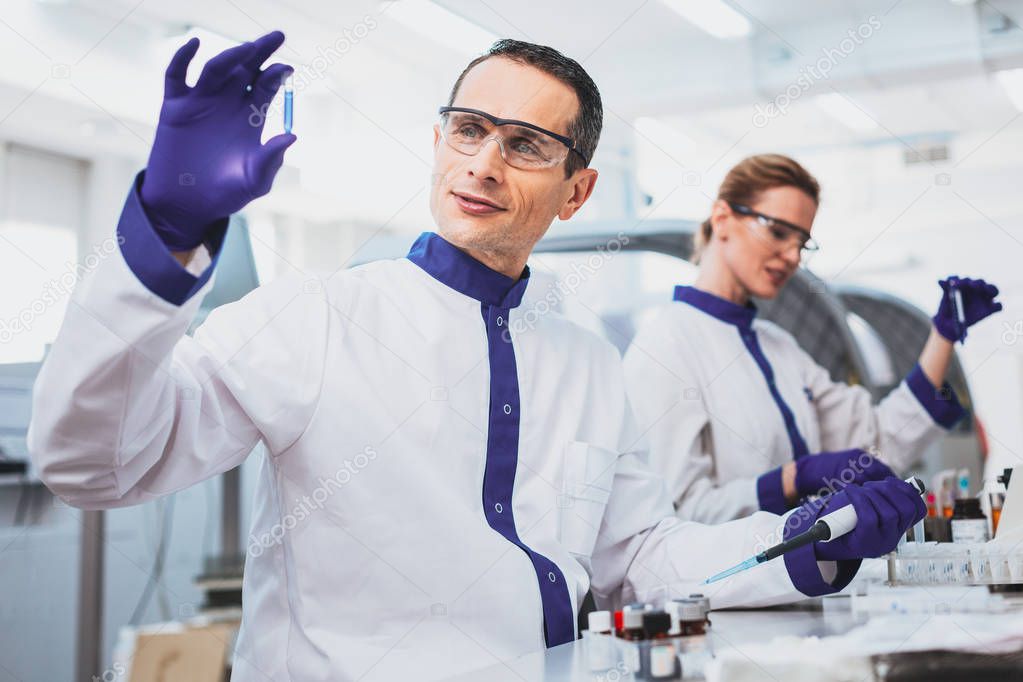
top-left (703, 556), bottom-right (762, 584)
top-left (283, 74), bottom-right (294, 134)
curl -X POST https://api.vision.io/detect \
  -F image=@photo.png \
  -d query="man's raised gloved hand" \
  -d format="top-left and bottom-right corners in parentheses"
top-left (140, 31), bottom-right (296, 251)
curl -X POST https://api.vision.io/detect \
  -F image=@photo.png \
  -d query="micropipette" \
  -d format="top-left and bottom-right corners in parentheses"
top-left (703, 477), bottom-right (926, 584)
top-left (283, 73), bottom-right (294, 134)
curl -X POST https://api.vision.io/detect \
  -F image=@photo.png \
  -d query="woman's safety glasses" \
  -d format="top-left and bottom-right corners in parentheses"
top-left (728, 201), bottom-right (820, 257)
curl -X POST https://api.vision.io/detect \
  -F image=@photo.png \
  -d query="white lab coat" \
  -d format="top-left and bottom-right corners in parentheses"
top-left (623, 285), bottom-right (965, 525)
top-left (30, 178), bottom-right (852, 681)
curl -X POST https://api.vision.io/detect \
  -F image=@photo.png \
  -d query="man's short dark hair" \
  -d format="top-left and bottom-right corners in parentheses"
top-left (447, 39), bottom-right (603, 177)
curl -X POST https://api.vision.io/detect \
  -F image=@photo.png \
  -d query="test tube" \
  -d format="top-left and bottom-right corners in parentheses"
top-left (957, 468), bottom-right (970, 499)
top-left (949, 277), bottom-right (965, 338)
top-left (283, 72), bottom-right (294, 134)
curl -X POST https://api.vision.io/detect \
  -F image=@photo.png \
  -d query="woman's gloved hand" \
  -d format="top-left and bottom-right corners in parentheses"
top-left (757, 448), bottom-right (895, 514)
top-left (794, 448), bottom-right (894, 499)
top-left (932, 276), bottom-right (1002, 343)
top-left (140, 31), bottom-right (296, 251)
top-left (812, 478), bottom-right (926, 561)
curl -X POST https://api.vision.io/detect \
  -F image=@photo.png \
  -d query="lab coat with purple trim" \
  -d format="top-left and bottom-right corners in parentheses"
top-left (623, 285), bottom-right (966, 526)
top-left (30, 175), bottom-right (853, 682)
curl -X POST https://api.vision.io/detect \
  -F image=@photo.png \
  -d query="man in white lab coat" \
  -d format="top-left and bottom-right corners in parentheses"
top-left (29, 32), bottom-right (924, 681)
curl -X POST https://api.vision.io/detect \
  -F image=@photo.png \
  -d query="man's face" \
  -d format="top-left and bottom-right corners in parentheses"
top-left (430, 57), bottom-right (598, 275)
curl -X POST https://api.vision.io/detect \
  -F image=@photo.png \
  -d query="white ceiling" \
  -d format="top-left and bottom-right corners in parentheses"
top-left (1, 0), bottom-right (1022, 220)
top-left (1, 0), bottom-right (1017, 148)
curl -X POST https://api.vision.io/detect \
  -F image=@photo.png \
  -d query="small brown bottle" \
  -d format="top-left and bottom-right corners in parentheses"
top-left (679, 600), bottom-right (707, 636)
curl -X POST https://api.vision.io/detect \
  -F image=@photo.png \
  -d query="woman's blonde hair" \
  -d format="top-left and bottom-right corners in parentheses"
top-left (693, 154), bottom-right (820, 263)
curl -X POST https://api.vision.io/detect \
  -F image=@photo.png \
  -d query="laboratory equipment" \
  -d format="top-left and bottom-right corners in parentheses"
top-left (585, 599), bottom-right (715, 679)
top-left (283, 72), bottom-right (293, 134)
top-left (704, 477), bottom-right (927, 584)
top-left (584, 611), bottom-right (617, 672)
top-left (620, 609), bottom-right (645, 673)
top-left (641, 611), bottom-right (678, 680)
top-left (950, 497), bottom-right (989, 544)
top-left (949, 276), bottom-right (966, 338)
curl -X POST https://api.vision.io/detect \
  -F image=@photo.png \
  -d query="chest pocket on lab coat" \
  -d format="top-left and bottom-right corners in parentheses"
top-left (559, 441), bottom-right (618, 558)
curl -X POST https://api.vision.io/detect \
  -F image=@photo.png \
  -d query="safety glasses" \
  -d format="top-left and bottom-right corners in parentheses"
top-left (437, 106), bottom-right (588, 170)
top-left (728, 202), bottom-right (820, 256)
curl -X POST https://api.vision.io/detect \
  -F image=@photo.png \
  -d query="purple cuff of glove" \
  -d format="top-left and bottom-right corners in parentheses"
top-left (783, 499), bottom-right (861, 597)
top-left (757, 466), bottom-right (789, 515)
top-left (117, 171), bottom-right (228, 306)
top-left (905, 363), bottom-right (966, 429)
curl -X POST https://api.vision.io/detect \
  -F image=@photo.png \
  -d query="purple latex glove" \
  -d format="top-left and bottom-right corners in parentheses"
top-left (757, 448), bottom-right (895, 514)
top-left (932, 276), bottom-right (1002, 343)
top-left (141, 31), bottom-right (296, 251)
top-left (813, 478), bottom-right (926, 561)
top-left (794, 448), bottom-right (894, 498)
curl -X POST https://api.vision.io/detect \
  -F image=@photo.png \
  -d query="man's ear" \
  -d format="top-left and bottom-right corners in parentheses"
top-left (433, 124), bottom-right (441, 150)
top-left (558, 168), bottom-right (599, 221)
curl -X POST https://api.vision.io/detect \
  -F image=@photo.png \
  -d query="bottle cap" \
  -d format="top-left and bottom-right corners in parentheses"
top-left (587, 610), bottom-right (612, 633)
top-left (665, 602), bottom-right (682, 635)
top-left (641, 611), bottom-right (671, 637)
top-left (952, 497), bottom-right (983, 517)
top-left (679, 600), bottom-right (704, 621)
top-left (687, 594), bottom-right (711, 613)
top-left (623, 609), bottom-right (644, 629)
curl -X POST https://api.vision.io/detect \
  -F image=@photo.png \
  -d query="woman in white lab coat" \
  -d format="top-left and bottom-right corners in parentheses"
top-left (623, 154), bottom-right (1002, 524)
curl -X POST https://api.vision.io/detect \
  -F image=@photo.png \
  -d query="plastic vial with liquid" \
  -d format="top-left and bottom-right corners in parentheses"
top-left (990, 492), bottom-right (1005, 536)
top-left (642, 611), bottom-right (680, 680)
top-left (283, 72), bottom-right (294, 134)
top-left (679, 597), bottom-right (715, 677)
top-left (687, 594), bottom-right (711, 627)
top-left (620, 608), bottom-right (645, 674)
top-left (585, 610), bottom-right (617, 672)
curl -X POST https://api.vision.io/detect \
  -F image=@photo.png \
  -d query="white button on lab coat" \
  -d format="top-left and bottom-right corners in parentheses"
top-left (29, 179), bottom-right (852, 681)
top-left (624, 285), bottom-right (965, 525)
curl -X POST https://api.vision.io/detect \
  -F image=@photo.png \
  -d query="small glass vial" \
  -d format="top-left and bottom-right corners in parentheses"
top-left (687, 593), bottom-right (712, 627)
top-left (674, 598), bottom-right (713, 678)
top-left (941, 482), bottom-right (955, 518)
top-left (619, 608), bottom-right (645, 674)
top-left (678, 600), bottom-right (707, 636)
top-left (585, 610), bottom-right (617, 672)
top-left (951, 498), bottom-right (989, 544)
top-left (990, 492), bottom-right (1005, 536)
top-left (642, 611), bottom-right (680, 680)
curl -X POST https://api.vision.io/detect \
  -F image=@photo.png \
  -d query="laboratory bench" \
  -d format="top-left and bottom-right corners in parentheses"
top-left (445, 593), bottom-right (1023, 681)
top-left (445, 598), bottom-right (854, 681)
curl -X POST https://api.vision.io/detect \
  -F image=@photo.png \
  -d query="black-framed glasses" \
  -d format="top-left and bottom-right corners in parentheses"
top-left (437, 106), bottom-right (588, 170)
top-left (728, 202), bottom-right (820, 254)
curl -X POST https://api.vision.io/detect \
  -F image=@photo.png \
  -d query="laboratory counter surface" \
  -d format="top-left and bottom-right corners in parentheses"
top-left (445, 599), bottom-right (856, 681)
top-left (443, 595), bottom-right (1023, 681)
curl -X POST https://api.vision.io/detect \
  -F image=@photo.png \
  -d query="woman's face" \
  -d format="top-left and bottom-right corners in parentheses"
top-left (711, 185), bottom-right (818, 299)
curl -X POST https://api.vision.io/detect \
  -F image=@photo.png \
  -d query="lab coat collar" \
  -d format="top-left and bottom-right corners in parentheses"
top-left (673, 285), bottom-right (757, 328)
top-left (408, 232), bottom-right (530, 309)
